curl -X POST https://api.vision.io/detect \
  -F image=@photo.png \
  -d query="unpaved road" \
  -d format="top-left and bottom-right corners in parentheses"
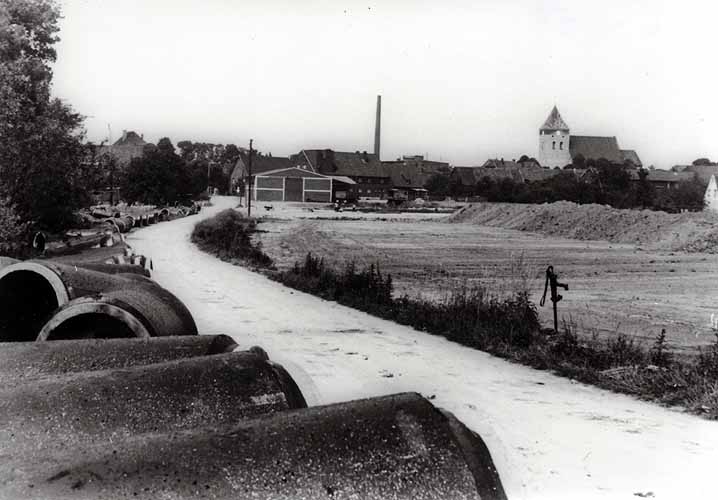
top-left (128, 196), bottom-right (718, 500)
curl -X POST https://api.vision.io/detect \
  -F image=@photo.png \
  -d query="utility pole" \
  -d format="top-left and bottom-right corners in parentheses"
top-left (247, 139), bottom-right (253, 218)
top-left (107, 124), bottom-right (114, 206)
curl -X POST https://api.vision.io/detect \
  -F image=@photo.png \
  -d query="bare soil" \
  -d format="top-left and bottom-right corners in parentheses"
top-left (256, 203), bottom-right (718, 356)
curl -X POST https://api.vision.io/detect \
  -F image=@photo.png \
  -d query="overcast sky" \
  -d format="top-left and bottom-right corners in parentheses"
top-left (53, 0), bottom-right (717, 168)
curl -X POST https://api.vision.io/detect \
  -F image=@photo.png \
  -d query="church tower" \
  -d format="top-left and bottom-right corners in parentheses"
top-left (539, 106), bottom-right (571, 168)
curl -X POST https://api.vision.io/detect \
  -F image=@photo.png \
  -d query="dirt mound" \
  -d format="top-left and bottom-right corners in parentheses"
top-left (448, 202), bottom-right (718, 251)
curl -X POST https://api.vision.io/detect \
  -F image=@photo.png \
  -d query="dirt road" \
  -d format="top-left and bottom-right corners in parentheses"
top-left (128, 196), bottom-right (718, 500)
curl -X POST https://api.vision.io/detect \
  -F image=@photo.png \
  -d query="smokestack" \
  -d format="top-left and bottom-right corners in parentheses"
top-left (374, 95), bottom-right (381, 160)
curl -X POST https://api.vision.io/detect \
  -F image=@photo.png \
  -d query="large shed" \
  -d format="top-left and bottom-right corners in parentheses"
top-left (252, 167), bottom-right (333, 202)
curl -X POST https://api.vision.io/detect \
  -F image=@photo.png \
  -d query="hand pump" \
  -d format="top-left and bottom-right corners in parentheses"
top-left (540, 265), bottom-right (569, 333)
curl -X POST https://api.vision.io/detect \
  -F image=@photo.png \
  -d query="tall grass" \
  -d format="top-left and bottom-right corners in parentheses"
top-left (191, 209), bottom-right (273, 268)
top-left (275, 252), bottom-right (541, 353)
top-left (275, 252), bottom-right (718, 419)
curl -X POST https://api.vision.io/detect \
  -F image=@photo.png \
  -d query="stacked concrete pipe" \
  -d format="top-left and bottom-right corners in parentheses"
top-left (0, 260), bottom-right (196, 341)
top-left (1, 391), bottom-right (505, 500)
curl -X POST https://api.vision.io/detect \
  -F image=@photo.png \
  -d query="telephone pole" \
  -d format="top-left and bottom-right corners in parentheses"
top-left (247, 139), bottom-right (253, 218)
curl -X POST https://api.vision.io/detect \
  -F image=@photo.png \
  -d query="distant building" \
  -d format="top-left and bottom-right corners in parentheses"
top-left (481, 158), bottom-right (541, 169)
top-left (628, 168), bottom-right (695, 190)
top-left (538, 106), bottom-right (642, 168)
top-left (291, 149), bottom-right (390, 201)
top-left (381, 155), bottom-right (450, 200)
top-left (251, 167), bottom-right (333, 203)
top-left (449, 164), bottom-right (559, 194)
top-left (98, 130), bottom-right (153, 167)
top-left (671, 164), bottom-right (718, 185)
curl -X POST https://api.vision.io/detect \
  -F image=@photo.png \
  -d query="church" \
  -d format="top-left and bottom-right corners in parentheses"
top-left (538, 106), bottom-right (642, 168)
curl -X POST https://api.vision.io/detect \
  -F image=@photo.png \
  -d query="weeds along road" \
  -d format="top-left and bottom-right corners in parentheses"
top-left (127, 196), bottom-right (718, 500)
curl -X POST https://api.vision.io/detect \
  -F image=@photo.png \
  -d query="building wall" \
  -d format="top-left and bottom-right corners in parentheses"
top-left (253, 175), bottom-right (332, 202)
top-left (352, 176), bottom-right (390, 199)
top-left (539, 130), bottom-right (572, 168)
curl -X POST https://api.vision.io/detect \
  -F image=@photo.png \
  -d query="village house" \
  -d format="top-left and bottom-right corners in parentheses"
top-left (539, 106), bottom-right (642, 168)
top-left (98, 130), bottom-right (153, 167)
top-left (381, 155), bottom-right (450, 200)
top-left (449, 163), bottom-right (559, 195)
top-left (628, 168), bottom-right (696, 190)
top-left (290, 149), bottom-right (389, 201)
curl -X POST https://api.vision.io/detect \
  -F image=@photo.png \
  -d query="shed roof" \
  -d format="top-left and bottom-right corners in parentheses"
top-left (255, 167), bottom-right (329, 179)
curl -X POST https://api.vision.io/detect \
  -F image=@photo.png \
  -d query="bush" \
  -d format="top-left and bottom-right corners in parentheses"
top-left (191, 209), bottom-right (273, 268)
top-left (0, 197), bottom-right (31, 258)
top-left (275, 253), bottom-right (540, 353)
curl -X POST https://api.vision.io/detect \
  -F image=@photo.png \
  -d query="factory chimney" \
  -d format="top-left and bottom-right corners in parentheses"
top-left (374, 95), bottom-right (381, 160)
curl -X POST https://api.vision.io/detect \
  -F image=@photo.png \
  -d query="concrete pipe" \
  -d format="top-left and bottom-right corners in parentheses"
top-left (0, 350), bottom-right (308, 465)
top-left (114, 218), bottom-right (128, 233)
top-left (0, 335), bottom-right (238, 385)
top-left (1, 393), bottom-right (505, 500)
top-left (37, 279), bottom-right (198, 340)
top-left (0, 260), bottom-right (191, 341)
top-left (120, 215), bottom-right (134, 230)
top-left (0, 256), bottom-right (19, 271)
top-left (69, 262), bottom-right (150, 277)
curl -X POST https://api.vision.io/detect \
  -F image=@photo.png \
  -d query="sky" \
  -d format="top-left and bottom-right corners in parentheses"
top-left (52, 0), bottom-right (718, 168)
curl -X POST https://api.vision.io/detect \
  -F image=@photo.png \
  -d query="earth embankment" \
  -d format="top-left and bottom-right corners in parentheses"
top-left (448, 201), bottom-right (718, 252)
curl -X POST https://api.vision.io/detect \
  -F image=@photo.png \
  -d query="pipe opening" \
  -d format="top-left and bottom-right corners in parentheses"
top-left (44, 313), bottom-right (139, 340)
top-left (0, 270), bottom-right (59, 342)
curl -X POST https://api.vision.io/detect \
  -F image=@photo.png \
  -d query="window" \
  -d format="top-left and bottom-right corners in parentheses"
top-left (552, 141), bottom-right (556, 150)
top-left (367, 189), bottom-right (372, 194)
top-left (560, 142), bottom-right (563, 150)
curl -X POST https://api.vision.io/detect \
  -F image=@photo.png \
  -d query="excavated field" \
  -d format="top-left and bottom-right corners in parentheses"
top-left (448, 201), bottom-right (718, 253)
top-left (255, 202), bottom-right (718, 356)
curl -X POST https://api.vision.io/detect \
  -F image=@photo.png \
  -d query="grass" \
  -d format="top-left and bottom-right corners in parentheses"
top-left (191, 209), bottom-right (274, 269)
top-left (274, 252), bottom-right (718, 419)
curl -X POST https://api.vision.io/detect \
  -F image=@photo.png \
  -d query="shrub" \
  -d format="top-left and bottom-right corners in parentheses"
top-left (191, 209), bottom-right (273, 268)
top-left (0, 197), bottom-right (30, 258)
top-left (275, 253), bottom-right (540, 353)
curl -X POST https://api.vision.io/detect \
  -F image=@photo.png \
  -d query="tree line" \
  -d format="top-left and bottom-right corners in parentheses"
top-left (425, 158), bottom-right (707, 212)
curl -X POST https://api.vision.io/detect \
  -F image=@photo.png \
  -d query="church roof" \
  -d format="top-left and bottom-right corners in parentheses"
top-left (620, 149), bottom-right (642, 167)
top-left (540, 106), bottom-right (569, 131)
top-left (569, 135), bottom-right (622, 163)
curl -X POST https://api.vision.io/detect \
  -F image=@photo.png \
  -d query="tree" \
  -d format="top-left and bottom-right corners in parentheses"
top-left (120, 138), bottom-right (207, 205)
top-left (0, 0), bottom-right (90, 231)
top-left (634, 168), bottom-right (655, 208)
top-left (693, 158), bottom-right (713, 166)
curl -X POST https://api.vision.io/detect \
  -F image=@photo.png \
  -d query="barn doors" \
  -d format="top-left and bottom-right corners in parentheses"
top-left (285, 177), bottom-right (303, 202)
